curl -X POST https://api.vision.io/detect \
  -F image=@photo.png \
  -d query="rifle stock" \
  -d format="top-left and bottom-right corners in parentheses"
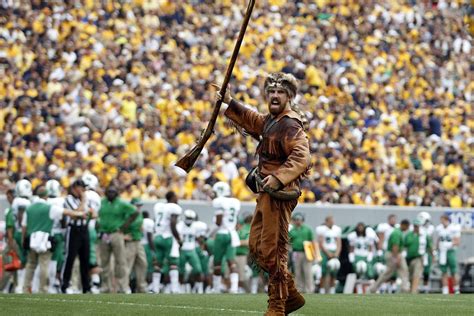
top-left (175, 0), bottom-right (255, 173)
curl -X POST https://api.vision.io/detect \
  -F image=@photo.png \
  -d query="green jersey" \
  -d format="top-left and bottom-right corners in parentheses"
top-left (98, 198), bottom-right (136, 233)
top-left (125, 213), bottom-right (144, 241)
top-left (290, 224), bottom-right (314, 252)
top-left (23, 200), bottom-right (64, 235)
top-left (236, 224), bottom-right (251, 256)
top-left (5, 207), bottom-right (14, 230)
top-left (387, 228), bottom-right (403, 252)
top-left (405, 230), bottom-right (431, 260)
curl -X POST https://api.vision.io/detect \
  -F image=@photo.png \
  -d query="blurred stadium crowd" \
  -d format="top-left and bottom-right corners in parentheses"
top-left (0, 0), bottom-right (472, 207)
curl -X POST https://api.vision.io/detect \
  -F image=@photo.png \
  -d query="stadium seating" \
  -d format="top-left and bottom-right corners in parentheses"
top-left (0, 0), bottom-right (472, 206)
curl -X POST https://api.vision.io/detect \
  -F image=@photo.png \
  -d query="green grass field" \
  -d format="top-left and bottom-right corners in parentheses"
top-left (0, 294), bottom-right (472, 316)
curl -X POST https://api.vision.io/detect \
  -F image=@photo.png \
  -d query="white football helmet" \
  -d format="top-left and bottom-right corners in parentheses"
top-left (15, 179), bottom-right (32, 198)
top-left (46, 179), bottom-right (61, 197)
top-left (374, 262), bottom-right (387, 276)
top-left (355, 260), bottom-right (368, 275)
top-left (184, 209), bottom-right (197, 225)
top-left (417, 212), bottom-right (431, 225)
top-left (212, 181), bottom-right (231, 198)
top-left (194, 221), bottom-right (208, 238)
top-left (327, 258), bottom-right (341, 272)
top-left (82, 173), bottom-right (99, 191)
top-left (184, 209), bottom-right (197, 220)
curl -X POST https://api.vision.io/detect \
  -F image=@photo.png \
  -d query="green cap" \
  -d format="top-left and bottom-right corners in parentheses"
top-left (131, 197), bottom-right (144, 206)
top-left (292, 212), bottom-right (304, 221)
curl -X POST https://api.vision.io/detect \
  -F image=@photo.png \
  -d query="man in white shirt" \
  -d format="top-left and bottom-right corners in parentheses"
top-left (436, 215), bottom-right (461, 294)
top-left (316, 216), bottom-right (341, 294)
top-left (211, 181), bottom-right (241, 294)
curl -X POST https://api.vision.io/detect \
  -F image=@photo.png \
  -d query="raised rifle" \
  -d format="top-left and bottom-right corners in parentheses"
top-left (175, 0), bottom-right (256, 173)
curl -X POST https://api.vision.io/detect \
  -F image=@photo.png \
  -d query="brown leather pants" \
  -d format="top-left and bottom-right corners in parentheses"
top-left (249, 193), bottom-right (297, 307)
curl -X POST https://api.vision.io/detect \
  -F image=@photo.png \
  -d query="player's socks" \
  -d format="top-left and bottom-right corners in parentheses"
top-left (390, 283), bottom-right (397, 293)
top-left (229, 273), bottom-right (239, 293)
top-left (91, 274), bottom-right (100, 294)
top-left (319, 288), bottom-right (326, 294)
top-left (195, 282), bottom-right (204, 294)
top-left (329, 287), bottom-right (336, 294)
top-left (48, 261), bottom-right (58, 293)
top-left (442, 286), bottom-right (449, 294)
top-left (152, 272), bottom-right (161, 293)
top-left (169, 270), bottom-right (180, 293)
top-left (250, 277), bottom-right (259, 294)
top-left (454, 286), bottom-right (460, 294)
top-left (213, 275), bottom-right (222, 293)
top-left (356, 283), bottom-right (363, 294)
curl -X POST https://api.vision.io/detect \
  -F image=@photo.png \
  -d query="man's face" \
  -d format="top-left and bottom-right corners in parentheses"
top-left (326, 217), bottom-right (334, 227)
top-left (72, 185), bottom-right (85, 197)
top-left (400, 223), bottom-right (409, 232)
top-left (441, 216), bottom-right (449, 227)
top-left (7, 191), bottom-right (14, 204)
top-left (105, 187), bottom-right (118, 201)
top-left (389, 216), bottom-right (397, 226)
top-left (267, 87), bottom-right (289, 116)
top-left (293, 218), bottom-right (302, 227)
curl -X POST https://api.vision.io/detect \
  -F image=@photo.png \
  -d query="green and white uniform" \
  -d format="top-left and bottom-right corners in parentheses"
top-left (22, 199), bottom-right (65, 237)
top-left (142, 218), bottom-right (155, 274)
top-left (177, 221), bottom-right (202, 276)
top-left (212, 197), bottom-right (240, 267)
top-left (47, 196), bottom-right (65, 293)
top-left (421, 224), bottom-right (435, 278)
top-left (347, 227), bottom-right (378, 278)
top-left (405, 229), bottom-right (432, 264)
top-left (194, 221), bottom-right (210, 276)
top-left (375, 222), bottom-right (399, 262)
top-left (316, 224), bottom-right (341, 276)
top-left (85, 190), bottom-right (101, 267)
top-left (436, 223), bottom-right (461, 275)
top-left (153, 203), bottom-right (182, 273)
top-left (11, 197), bottom-right (31, 264)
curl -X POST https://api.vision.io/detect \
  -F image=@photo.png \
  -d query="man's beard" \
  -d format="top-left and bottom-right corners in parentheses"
top-left (268, 98), bottom-right (287, 115)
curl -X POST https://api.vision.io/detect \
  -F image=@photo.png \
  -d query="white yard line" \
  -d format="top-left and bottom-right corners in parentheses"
top-left (0, 296), bottom-right (306, 315)
top-left (420, 297), bottom-right (466, 303)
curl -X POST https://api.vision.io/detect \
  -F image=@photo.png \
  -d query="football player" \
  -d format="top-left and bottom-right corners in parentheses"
top-left (45, 179), bottom-right (65, 293)
top-left (417, 211), bottom-right (435, 293)
top-left (211, 181), bottom-right (241, 294)
top-left (82, 173), bottom-right (101, 293)
top-left (151, 191), bottom-right (182, 293)
top-left (177, 209), bottom-right (204, 293)
top-left (347, 222), bottom-right (378, 293)
top-left (436, 215), bottom-right (461, 294)
top-left (11, 179), bottom-right (33, 293)
top-left (315, 216), bottom-right (341, 294)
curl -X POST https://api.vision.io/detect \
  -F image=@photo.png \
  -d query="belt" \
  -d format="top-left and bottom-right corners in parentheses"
top-left (68, 224), bottom-right (87, 228)
top-left (254, 172), bottom-right (301, 201)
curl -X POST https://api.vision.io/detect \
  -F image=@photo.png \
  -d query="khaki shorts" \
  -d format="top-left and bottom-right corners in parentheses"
top-left (409, 257), bottom-right (423, 280)
top-left (236, 255), bottom-right (248, 281)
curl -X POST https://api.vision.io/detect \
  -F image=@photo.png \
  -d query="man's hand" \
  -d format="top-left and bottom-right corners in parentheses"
top-left (261, 175), bottom-right (282, 191)
top-left (392, 254), bottom-right (401, 267)
top-left (7, 238), bottom-right (15, 251)
top-left (212, 83), bottom-right (232, 104)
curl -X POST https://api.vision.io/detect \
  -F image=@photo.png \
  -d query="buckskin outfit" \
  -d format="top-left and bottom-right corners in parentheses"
top-left (224, 73), bottom-right (311, 315)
